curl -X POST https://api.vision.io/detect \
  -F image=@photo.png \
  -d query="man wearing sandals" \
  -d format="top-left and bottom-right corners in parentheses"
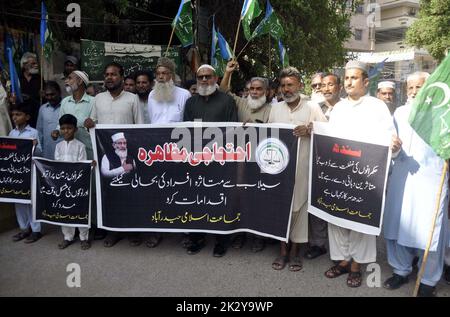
top-left (382, 72), bottom-right (449, 297)
top-left (324, 61), bottom-right (401, 287)
top-left (268, 67), bottom-right (327, 271)
top-left (84, 62), bottom-right (144, 248)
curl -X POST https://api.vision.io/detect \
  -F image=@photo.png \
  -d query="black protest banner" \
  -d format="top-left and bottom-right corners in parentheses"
top-left (0, 137), bottom-right (33, 203)
top-left (93, 123), bottom-right (297, 241)
top-left (33, 158), bottom-right (92, 227)
top-left (308, 122), bottom-right (391, 235)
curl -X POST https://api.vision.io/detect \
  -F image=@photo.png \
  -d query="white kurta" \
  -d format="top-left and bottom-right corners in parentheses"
top-left (147, 86), bottom-right (191, 123)
top-left (55, 138), bottom-right (87, 161)
top-left (327, 94), bottom-right (395, 263)
top-left (269, 96), bottom-right (327, 243)
top-left (92, 90), bottom-right (144, 124)
top-left (55, 138), bottom-right (90, 240)
top-left (383, 103), bottom-right (449, 251)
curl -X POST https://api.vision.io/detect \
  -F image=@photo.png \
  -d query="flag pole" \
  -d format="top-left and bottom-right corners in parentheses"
top-left (165, 25), bottom-right (176, 56)
top-left (232, 17), bottom-right (242, 60)
top-left (236, 40), bottom-right (251, 59)
top-left (40, 45), bottom-right (44, 106)
top-left (268, 34), bottom-right (271, 77)
top-left (413, 160), bottom-right (448, 297)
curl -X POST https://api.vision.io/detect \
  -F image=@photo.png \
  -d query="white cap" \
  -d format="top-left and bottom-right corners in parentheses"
top-left (377, 81), bottom-right (395, 90)
top-left (111, 132), bottom-right (125, 142)
top-left (345, 60), bottom-right (368, 72)
top-left (72, 70), bottom-right (89, 86)
top-left (197, 64), bottom-right (216, 74)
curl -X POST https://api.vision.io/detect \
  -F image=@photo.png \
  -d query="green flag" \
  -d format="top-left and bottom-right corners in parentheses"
top-left (241, 0), bottom-right (262, 41)
top-left (251, 0), bottom-right (284, 40)
top-left (211, 17), bottom-right (227, 77)
top-left (41, 1), bottom-right (54, 59)
top-left (172, 0), bottom-right (193, 47)
top-left (408, 54), bottom-right (450, 159)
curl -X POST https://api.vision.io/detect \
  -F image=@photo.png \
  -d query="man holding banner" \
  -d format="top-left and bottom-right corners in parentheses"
top-left (183, 64), bottom-right (237, 257)
top-left (84, 62), bottom-right (144, 247)
top-left (383, 71), bottom-right (449, 297)
top-left (269, 66), bottom-right (326, 271)
top-left (324, 61), bottom-right (401, 287)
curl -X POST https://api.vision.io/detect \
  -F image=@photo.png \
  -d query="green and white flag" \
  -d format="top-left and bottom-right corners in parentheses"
top-left (172, 0), bottom-right (193, 47)
top-left (251, 0), bottom-right (284, 40)
top-left (211, 17), bottom-right (228, 77)
top-left (40, 1), bottom-right (54, 59)
top-left (241, 0), bottom-right (262, 41)
top-left (408, 54), bottom-right (450, 159)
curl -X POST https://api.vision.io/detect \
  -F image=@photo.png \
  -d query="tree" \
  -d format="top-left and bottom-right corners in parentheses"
top-left (406, 0), bottom-right (450, 62)
top-left (205, 0), bottom-right (359, 85)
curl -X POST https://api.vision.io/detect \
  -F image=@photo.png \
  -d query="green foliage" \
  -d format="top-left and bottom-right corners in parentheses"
top-left (406, 0), bottom-right (450, 62)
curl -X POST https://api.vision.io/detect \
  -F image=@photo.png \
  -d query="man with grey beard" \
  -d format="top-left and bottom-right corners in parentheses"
top-left (269, 66), bottom-right (327, 272)
top-left (19, 52), bottom-right (41, 128)
top-left (220, 60), bottom-right (272, 124)
top-left (147, 57), bottom-right (191, 124)
top-left (219, 60), bottom-right (271, 252)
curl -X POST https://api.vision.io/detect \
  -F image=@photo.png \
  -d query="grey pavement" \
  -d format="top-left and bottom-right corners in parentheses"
top-left (0, 225), bottom-right (449, 297)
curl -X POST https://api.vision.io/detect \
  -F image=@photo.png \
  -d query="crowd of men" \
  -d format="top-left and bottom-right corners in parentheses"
top-left (0, 50), bottom-right (449, 297)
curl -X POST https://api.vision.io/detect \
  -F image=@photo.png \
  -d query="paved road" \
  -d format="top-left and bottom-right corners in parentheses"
top-left (0, 225), bottom-right (449, 297)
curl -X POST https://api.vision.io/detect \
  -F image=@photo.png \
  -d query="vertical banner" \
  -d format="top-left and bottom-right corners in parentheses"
top-left (32, 158), bottom-right (92, 227)
top-left (308, 122), bottom-right (391, 235)
top-left (0, 137), bottom-right (33, 203)
top-left (92, 123), bottom-right (298, 241)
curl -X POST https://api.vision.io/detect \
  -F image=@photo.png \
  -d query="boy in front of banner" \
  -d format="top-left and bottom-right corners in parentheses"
top-left (9, 102), bottom-right (43, 243)
top-left (55, 114), bottom-right (91, 250)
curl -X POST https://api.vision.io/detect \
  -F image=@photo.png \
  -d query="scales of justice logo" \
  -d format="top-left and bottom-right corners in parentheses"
top-left (255, 138), bottom-right (290, 175)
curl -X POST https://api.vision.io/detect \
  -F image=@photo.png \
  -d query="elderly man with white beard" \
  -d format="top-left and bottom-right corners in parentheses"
top-left (52, 70), bottom-right (94, 159)
top-left (101, 132), bottom-right (136, 178)
top-left (220, 60), bottom-right (272, 124)
top-left (219, 60), bottom-right (271, 252)
top-left (147, 57), bottom-right (191, 124)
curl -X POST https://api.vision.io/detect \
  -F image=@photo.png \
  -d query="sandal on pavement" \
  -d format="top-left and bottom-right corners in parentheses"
top-left (58, 239), bottom-right (74, 249)
top-left (145, 234), bottom-right (162, 248)
top-left (289, 256), bottom-right (303, 272)
top-left (325, 264), bottom-right (350, 278)
top-left (272, 255), bottom-right (289, 270)
top-left (103, 233), bottom-right (122, 247)
top-left (347, 271), bottom-right (362, 288)
top-left (80, 240), bottom-right (91, 250)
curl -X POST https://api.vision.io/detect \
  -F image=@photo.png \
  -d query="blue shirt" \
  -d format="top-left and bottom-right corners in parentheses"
top-left (36, 102), bottom-right (62, 159)
top-left (8, 124), bottom-right (42, 155)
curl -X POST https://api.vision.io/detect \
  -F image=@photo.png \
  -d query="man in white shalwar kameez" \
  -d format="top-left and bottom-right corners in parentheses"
top-left (324, 60), bottom-right (400, 288)
top-left (269, 66), bottom-right (327, 271)
top-left (383, 72), bottom-right (449, 297)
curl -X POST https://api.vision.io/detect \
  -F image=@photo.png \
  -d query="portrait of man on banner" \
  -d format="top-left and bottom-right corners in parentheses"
top-left (100, 132), bottom-right (136, 180)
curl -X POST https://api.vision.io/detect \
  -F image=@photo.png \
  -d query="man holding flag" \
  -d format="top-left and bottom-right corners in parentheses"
top-left (382, 68), bottom-right (449, 297)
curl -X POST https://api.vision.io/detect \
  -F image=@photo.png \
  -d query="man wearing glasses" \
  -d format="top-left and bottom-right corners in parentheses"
top-left (183, 64), bottom-right (238, 257)
top-left (310, 72), bottom-right (325, 105)
top-left (147, 57), bottom-right (191, 124)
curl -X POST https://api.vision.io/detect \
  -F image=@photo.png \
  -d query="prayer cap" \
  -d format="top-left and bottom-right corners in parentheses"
top-left (156, 57), bottom-right (176, 74)
top-left (345, 60), bottom-right (368, 72)
top-left (73, 70), bottom-right (89, 86)
top-left (197, 64), bottom-right (216, 74)
top-left (111, 132), bottom-right (125, 142)
top-left (65, 55), bottom-right (78, 65)
top-left (377, 81), bottom-right (395, 90)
